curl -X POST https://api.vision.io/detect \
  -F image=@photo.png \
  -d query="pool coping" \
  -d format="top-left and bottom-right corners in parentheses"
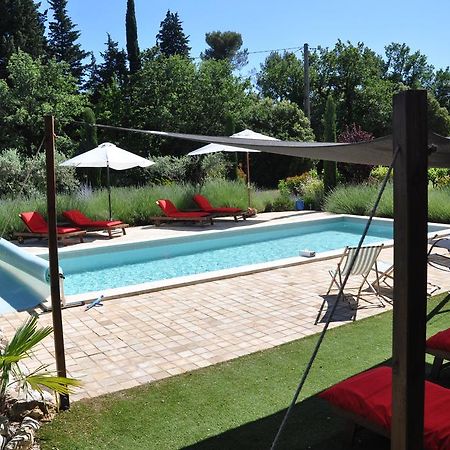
top-left (39, 214), bottom-right (450, 310)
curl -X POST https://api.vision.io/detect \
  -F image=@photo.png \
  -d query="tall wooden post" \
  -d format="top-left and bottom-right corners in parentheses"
top-left (45, 115), bottom-right (70, 410)
top-left (392, 90), bottom-right (428, 449)
top-left (303, 43), bottom-right (311, 121)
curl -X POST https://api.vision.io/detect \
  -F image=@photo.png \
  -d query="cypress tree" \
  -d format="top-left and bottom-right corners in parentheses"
top-left (48, 0), bottom-right (88, 82)
top-left (0, 0), bottom-right (47, 78)
top-left (156, 10), bottom-right (191, 58)
top-left (323, 95), bottom-right (337, 193)
top-left (126, 0), bottom-right (140, 74)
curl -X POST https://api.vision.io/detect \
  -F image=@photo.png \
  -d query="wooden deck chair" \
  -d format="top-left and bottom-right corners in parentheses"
top-left (15, 211), bottom-right (86, 245)
top-left (63, 210), bottom-right (128, 238)
top-left (426, 327), bottom-right (450, 380)
top-left (193, 194), bottom-right (246, 221)
top-left (149, 199), bottom-right (214, 226)
top-left (315, 244), bottom-right (384, 324)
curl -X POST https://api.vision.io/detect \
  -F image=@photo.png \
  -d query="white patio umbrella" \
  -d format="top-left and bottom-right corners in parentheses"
top-left (60, 142), bottom-right (154, 219)
top-left (187, 129), bottom-right (278, 207)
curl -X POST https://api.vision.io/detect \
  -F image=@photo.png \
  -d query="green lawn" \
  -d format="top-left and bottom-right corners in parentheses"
top-left (39, 294), bottom-right (450, 450)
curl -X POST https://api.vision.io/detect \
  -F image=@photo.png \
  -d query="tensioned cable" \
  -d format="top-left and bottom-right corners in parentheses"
top-left (270, 146), bottom-right (400, 450)
top-left (0, 136), bottom-right (46, 239)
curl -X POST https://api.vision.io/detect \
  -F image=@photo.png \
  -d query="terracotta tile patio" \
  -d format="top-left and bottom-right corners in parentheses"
top-left (1, 213), bottom-right (450, 401)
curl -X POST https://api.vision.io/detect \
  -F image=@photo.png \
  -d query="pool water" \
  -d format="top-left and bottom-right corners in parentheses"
top-left (54, 217), bottom-right (444, 296)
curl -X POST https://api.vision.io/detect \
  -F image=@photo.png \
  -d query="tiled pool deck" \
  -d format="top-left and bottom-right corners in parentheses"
top-left (2, 211), bottom-right (450, 401)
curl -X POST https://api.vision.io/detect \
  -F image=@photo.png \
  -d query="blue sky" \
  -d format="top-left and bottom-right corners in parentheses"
top-left (41, 0), bottom-right (450, 78)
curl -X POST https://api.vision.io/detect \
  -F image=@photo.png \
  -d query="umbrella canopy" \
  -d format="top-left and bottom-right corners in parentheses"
top-left (60, 142), bottom-right (153, 170)
top-left (187, 129), bottom-right (278, 207)
top-left (60, 143), bottom-right (154, 219)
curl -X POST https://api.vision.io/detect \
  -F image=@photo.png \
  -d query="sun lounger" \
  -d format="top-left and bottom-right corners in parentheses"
top-left (316, 244), bottom-right (385, 324)
top-left (149, 199), bottom-right (214, 227)
top-left (319, 366), bottom-right (450, 449)
top-left (15, 211), bottom-right (85, 245)
top-left (193, 194), bottom-right (246, 221)
top-left (62, 210), bottom-right (129, 238)
top-left (426, 327), bottom-right (450, 380)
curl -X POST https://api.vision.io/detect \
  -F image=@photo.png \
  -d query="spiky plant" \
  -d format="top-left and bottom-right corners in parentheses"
top-left (0, 316), bottom-right (80, 411)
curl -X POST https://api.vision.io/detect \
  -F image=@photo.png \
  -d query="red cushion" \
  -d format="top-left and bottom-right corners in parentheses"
top-left (426, 328), bottom-right (450, 353)
top-left (157, 199), bottom-right (178, 215)
top-left (319, 366), bottom-right (392, 431)
top-left (63, 210), bottom-right (91, 226)
top-left (193, 194), bottom-right (213, 211)
top-left (20, 211), bottom-right (48, 233)
top-left (63, 210), bottom-right (123, 228)
top-left (319, 366), bottom-right (450, 449)
top-left (170, 212), bottom-right (210, 218)
top-left (193, 194), bottom-right (242, 213)
top-left (56, 226), bottom-right (82, 234)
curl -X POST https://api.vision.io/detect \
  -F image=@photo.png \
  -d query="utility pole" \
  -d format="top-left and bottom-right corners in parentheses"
top-left (303, 43), bottom-right (311, 121)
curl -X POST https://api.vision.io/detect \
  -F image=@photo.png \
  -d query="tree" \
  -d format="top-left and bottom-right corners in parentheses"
top-left (257, 51), bottom-right (304, 106)
top-left (337, 124), bottom-right (374, 182)
top-left (384, 42), bottom-right (434, 89)
top-left (0, 51), bottom-right (86, 154)
top-left (98, 34), bottom-right (128, 87)
top-left (156, 10), bottom-right (190, 58)
top-left (126, 0), bottom-right (140, 74)
top-left (201, 31), bottom-right (248, 69)
top-left (431, 68), bottom-right (450, 112)
top-left (0, 0), bottom-right (47, 78)
top-left (241, 97), bottom-right (315, 187)
top-left (322, 95), bottom-right (337, 193)
top-left (47, 0), bottom-right (88, 82)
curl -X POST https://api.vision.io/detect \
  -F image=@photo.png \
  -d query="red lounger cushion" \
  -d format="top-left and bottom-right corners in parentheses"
top-left (20, 212), bottom-right (81, 235)
top-left (426, 328), bottom-right (450, 353)
top-left (193, 194), bottom-right (242, 213)
top-left (319, 366), bottom-right (450, 450)
top-left (157, 200), bottom-right (210, 218)
top-left (63, 210), bottom-right (123, 228)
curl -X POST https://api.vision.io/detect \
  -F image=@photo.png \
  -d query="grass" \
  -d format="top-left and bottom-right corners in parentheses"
top-left (0, 180), bottom-right (279, 238)
top-left (38, 294), bottom-right (450, 450)
top-left (324, 183), bottom-right (450, 223)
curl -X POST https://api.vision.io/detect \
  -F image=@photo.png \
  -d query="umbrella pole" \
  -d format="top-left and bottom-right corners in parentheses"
top-left (107, 163), bottom-right (112, 220)
top-left (246, 152), bottom-right (251, 209)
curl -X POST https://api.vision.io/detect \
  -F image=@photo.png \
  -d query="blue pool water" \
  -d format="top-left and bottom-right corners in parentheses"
top-left (51, 217), bottom-right (446, 295)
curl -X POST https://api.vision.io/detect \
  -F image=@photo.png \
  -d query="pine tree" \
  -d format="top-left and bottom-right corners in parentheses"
top-left (0, 0), bottom-right (47, 78)
top-left (323, 95), bottom-right (337, 193)
top-left (156, 10), bottom-right (190, 58)
top-left (202, 31), bottom-right (248, 69)
top-left (126, 0), bottom-right (140, 74)
top-left (98, 34), bottom-right (128, 86)
top-left (48, 0), bottom-right (88, 82)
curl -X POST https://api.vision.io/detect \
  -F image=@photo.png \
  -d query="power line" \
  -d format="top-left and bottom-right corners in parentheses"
top-left (191, 45), bottom-right (304, 60)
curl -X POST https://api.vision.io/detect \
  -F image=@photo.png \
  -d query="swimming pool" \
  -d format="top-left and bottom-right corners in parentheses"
top-left (48, 216), bottom-right (448, 297)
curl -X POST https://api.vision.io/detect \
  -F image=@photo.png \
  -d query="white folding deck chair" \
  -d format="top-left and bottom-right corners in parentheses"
top-left (315, 244), bottom-right (384, 324)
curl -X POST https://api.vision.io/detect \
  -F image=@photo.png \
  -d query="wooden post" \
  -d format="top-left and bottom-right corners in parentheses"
top-left (303, 43), bottom-right (311, 121)
top-left (45, 115), bottom-right (70, 410)
top-left (246, 152), bottom-right (251, 209)
top-left (391, 90), bottom-right (428, 449)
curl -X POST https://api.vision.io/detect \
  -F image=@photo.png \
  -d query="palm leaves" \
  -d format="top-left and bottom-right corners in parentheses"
top-left (0, 316), bottom-right (80, 411)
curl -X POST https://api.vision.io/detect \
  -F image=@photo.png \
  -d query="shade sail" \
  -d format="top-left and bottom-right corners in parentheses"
top-left (187, 129), bottom-right (277, 155)
top-left (99, 125), bottom-right (450, 168)
top-left (60, 142), bottom-right (154, 169)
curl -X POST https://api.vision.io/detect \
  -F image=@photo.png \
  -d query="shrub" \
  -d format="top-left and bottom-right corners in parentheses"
top-left (428, 168), bottom-right (450, 187)
top-left (0, 149), bottom-right (79, 199)
top-left (278, 169), bottom-right (323, 210)
top-left (337, 124), bottom-right (374, 183)
top-left (264, 194), bottom-right (294, 212)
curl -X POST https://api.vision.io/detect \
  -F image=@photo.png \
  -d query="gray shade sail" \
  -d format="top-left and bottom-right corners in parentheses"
top-left (101, 126), bottom-right (450, 167)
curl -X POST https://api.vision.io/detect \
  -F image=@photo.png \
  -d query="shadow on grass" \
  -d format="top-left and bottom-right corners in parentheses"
top-left (182, 396), bottom-right (389, 450)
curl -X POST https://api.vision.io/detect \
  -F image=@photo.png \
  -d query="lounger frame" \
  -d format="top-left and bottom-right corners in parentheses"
top-left (82, 223), bottom-right (129, 238)
top-left (14, 230), bottom-right (86, 245)
top-left (148, 216), bottom-right (214, 227)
